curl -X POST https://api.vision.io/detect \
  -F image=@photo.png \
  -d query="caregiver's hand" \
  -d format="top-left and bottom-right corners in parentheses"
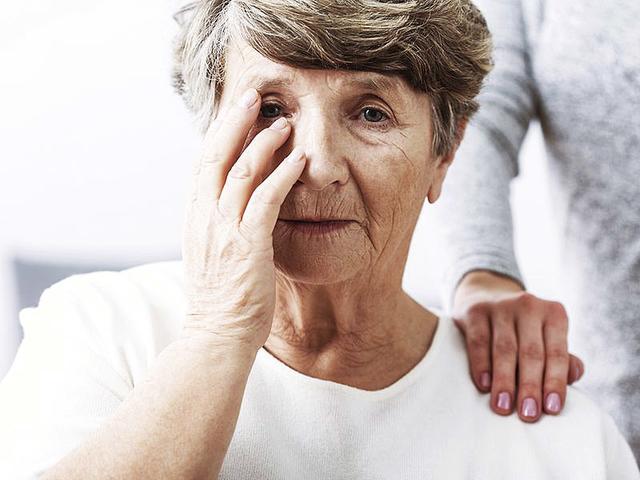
top-left (453, 270), bottom-right (585, 423)
top-left (182, 87), bottom-right (305, 351)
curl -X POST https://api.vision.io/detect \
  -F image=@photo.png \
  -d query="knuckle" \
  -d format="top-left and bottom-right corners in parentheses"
top-left (236, 222), bottom-right (265, 248)
top-left (252, 184), bottom-right (278, 206)
top-left (466, 302), bottom-right (491, 319)
top-left (520, 343), bottom-right (544, 362)
top-left (492, 372), bottom-right (515, 388)
top-left (215, 203), bottom-right (240, 224)
top-left (494, 338), bottom-right (518, 357)
top-left (228, 161), bottom-right (252, 180)
top-left (516, 292), bottom-right (539, 310)
top-left (546, 347), bottom-right (569, 362)
top-left (546, 302), bottom-right (568, 323)
top-left (201, 150), bottom-right (224, 167)
top-left (544, 378), bottom-right (567, 392)
top-left (517, 381), bottom-right (541, 395)
top-left (468, 335), bottom-right (491, 352)
top-left (243, 132), bottom-right (280, 160)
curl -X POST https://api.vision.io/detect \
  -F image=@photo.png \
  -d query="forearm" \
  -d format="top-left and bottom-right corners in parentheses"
top-left (436, 124), bottom-right (527, 303)
top-left (42, 335), bottom-right (257, 480)
top-left (431, 0), bottom-right (535, 310)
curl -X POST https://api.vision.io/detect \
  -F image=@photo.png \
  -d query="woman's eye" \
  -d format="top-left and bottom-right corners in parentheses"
top-left (260, 103), bottom-right (282, 119)
top-left (361, 107), bottom-right (388, 123)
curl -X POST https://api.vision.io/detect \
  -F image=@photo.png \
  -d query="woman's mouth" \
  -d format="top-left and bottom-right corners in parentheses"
top-left (276, 219), bottom-right (355, 235)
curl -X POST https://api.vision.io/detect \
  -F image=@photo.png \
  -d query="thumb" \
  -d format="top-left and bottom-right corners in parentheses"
top-left (567, 354), bottom-right (584, 384)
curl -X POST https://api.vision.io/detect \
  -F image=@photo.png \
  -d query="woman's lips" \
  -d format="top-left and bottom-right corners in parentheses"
top-left (276, 219), bottom-right (355, 235)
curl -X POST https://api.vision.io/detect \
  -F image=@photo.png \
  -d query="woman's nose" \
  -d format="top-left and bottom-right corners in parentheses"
top-left (288, 114), bottom-right (350, 191)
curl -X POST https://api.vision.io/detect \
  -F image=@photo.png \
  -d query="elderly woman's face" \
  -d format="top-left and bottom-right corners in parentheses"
top-left (218, 40), bottom-right (449, 284)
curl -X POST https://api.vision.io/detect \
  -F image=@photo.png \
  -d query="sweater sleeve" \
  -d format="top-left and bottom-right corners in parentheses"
top-left (0, 281), bottom-right (133, 479)
top-left (430, 0), bottom-right (535, 310)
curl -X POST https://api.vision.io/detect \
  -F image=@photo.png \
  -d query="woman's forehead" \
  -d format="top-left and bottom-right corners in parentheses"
top-left (224, 39), bottom-right (418, 104)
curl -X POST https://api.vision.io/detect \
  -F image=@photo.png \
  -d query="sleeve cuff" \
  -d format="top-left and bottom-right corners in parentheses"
top-left (441, 253), bottom-right (525, 314)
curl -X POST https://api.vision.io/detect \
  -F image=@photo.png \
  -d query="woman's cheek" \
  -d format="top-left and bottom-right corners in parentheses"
top-left (345, 121), bottom-right (397, 147)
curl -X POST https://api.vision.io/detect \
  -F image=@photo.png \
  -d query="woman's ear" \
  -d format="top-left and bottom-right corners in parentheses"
top-left (426, 118), bottom-right (469, 204)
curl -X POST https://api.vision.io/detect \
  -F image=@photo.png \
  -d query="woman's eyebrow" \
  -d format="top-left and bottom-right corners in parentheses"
top-left (247, 73), bottom-right (406, 107)
top-left (344, 76), bottom-right (402, 95)
top-left (250, 76), bottom-right (295, 92)
top-left (248, 74), bottom-right (401, 95)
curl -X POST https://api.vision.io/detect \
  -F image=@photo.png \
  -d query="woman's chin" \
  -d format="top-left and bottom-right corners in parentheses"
top-left (273, 234), bottom-right (369, 284)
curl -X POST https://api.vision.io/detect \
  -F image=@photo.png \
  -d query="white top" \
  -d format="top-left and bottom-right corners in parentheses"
top-left (0, 261), bottom-right (638, 479)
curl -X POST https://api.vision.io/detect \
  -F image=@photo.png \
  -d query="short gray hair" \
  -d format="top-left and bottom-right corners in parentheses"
top-left (172, 0), bottom-right (493, 156)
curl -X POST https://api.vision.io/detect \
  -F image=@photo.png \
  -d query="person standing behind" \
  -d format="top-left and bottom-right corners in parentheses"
top-left (431, 0), bottom-right (640, 460)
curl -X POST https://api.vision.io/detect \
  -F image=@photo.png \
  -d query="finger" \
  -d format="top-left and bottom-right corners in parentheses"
top-left (568, 354), bottom-right (584, 384)
top-left (490, 309), bottom-right (518, 415)
top-left (194, 88), bottom-right (261, 206)
top-left (515, 310), bottom-right (545, 423)
top-left (542, 303), bottom-right (569, 415)
top-left (217, 117), bottom-right (292, 221)
top-left (459, 304), bottom-right (493, 393)
top-left (242, 147), bottom-right (306, 236)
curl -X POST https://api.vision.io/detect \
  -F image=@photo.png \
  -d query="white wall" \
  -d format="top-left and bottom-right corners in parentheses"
top-left (0, 0), bottom-right (199, 377)
top-left (0, 2), bottom-right (563, 380)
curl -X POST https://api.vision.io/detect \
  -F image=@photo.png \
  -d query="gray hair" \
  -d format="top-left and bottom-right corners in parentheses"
top-left (172, 0), bottom-right (493, 156)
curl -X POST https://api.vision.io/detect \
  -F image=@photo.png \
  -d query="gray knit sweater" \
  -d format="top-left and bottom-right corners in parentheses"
top-left (432, 0), bottom-right (640, 459)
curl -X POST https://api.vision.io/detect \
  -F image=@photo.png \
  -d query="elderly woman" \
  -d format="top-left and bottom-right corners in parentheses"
top-left (0, 0), bottom-right (638, 479)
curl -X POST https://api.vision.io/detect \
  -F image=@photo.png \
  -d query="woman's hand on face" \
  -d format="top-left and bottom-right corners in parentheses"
top-left (181, 88), bottom-right (306, 351)
top-left (452, 271), bottom-right (585, 423)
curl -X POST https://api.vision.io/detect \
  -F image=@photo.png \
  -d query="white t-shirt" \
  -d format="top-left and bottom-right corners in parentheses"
top-left (0, 261), bottom-right (638, 479)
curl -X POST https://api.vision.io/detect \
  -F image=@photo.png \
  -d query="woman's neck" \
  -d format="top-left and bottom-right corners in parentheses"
top-left (264, 275), bottom-right (439, 391)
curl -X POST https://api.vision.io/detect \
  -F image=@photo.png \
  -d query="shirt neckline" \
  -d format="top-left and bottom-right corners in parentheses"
top-left (255, 315), bottom-right (450, 402)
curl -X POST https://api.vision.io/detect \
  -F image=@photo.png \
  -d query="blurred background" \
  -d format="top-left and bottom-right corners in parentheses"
top-left (0, 0), bottom-right (563, 381)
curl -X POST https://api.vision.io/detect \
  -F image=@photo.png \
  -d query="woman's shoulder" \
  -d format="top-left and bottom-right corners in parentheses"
top-left (472, 386), bottom-right (639, 477)
top-left (21, 260), bottom-right (186, 384)
top-left (436, 314), bottom-right (638, 476)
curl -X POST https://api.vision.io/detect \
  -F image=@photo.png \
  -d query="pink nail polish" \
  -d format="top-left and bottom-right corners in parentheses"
top-left (480, 372), bottom-right (491, 390)
top-left (522, 397), bottom-right (538, 418)
top-left (497, 392), bottom-right (511, 410)
top-left (545, 393), bottom-right (561, 413)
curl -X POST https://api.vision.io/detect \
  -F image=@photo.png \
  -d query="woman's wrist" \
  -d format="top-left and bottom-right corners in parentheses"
top-left (453, 270), bottom-right (524, 312)
top-left (173, 327), bottom-right (260, 364)
top-left (459, 269), bottom-right (523, 293)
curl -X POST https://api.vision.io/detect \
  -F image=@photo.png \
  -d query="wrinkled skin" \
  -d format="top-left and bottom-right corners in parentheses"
top-left (183, 38), bottom-right (577, 412)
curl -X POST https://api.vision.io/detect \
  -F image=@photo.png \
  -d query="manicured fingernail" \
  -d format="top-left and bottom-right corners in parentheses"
top-left (287, 147), bottom-right (305, 163)
top-left (240, 88), bottom-right (258, 108)
top-left (522, 397), bottom-right (538, 418)
top-left (574, 363), bottom-right (582, 380)
top-left (497, 391), bottom-right (511, 410)
top-left (480, 372), bottom-right (491, 390)
top-left (270, 117), bottom-right (288, 130)
top-left (545, 392), bottom-right (561, 413)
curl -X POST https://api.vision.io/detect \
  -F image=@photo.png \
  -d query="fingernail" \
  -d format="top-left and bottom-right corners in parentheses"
top-left (270, 117), bottom-right (288, 130)
top-left (522, 397), bottom-right (538, 418)
top-left (480, 372), bottom-right (491, 390)
top-left (545, 392), bottom-right (561, 414)
top-left (497, 391), bottom-right (511, 410)
top-left (240, 88), bottom-right (259, 108)
top-left (287, 147), bottom-right (305, 163)
top-left (574, 362), bottom-right (582, 380)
